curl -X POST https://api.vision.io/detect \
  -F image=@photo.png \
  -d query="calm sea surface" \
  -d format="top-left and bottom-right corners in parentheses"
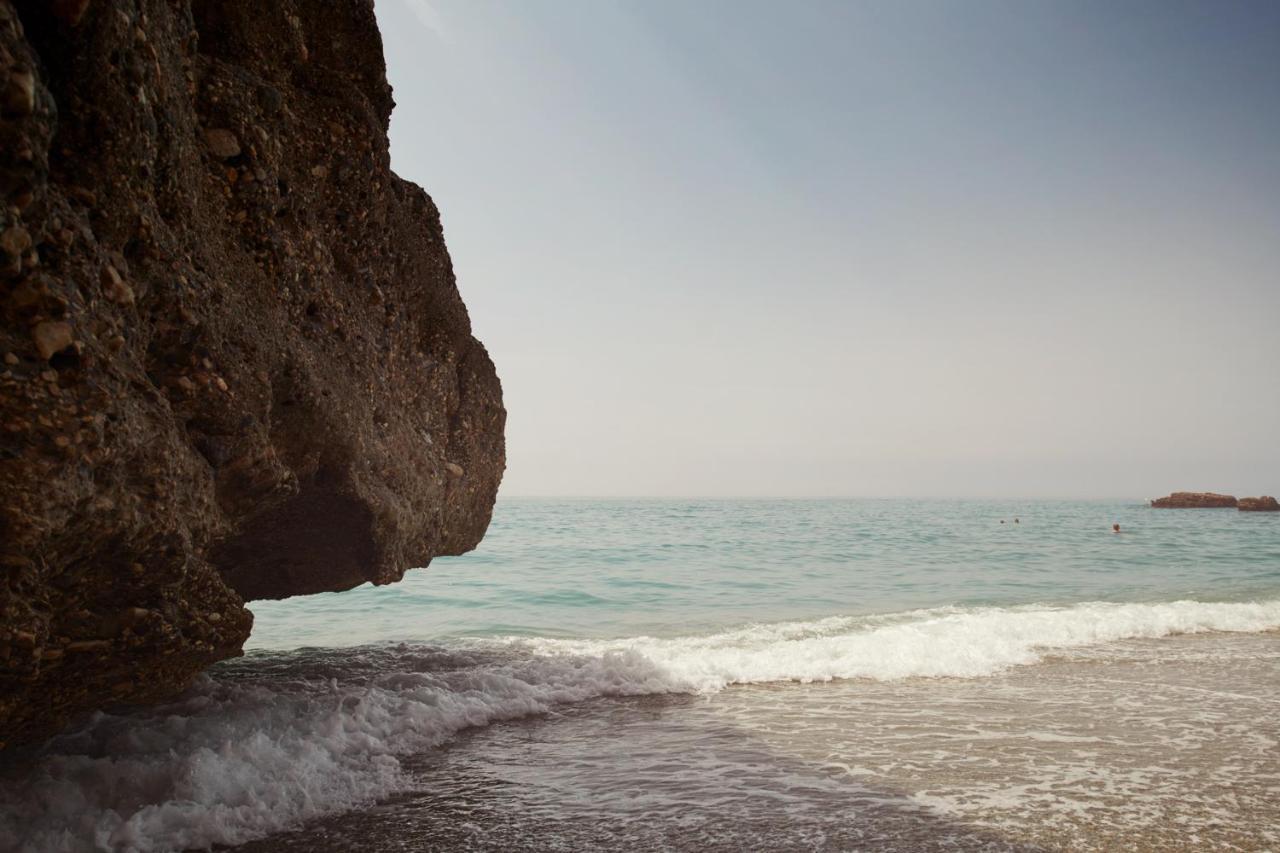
top-left (3, 499), bottom-right (1279, 852)
top-left (250, 498), bottom-right (1280, 647)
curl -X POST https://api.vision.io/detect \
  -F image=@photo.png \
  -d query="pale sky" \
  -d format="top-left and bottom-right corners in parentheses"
top-left (374, 0), bottom-right (1280, 498)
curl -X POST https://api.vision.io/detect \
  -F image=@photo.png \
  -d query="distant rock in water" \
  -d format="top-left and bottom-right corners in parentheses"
top-left (1238, 497), bottom-right (1280, 512)
top-left (1150, 492), bottom-right (1238, 508)
top-left (0, 0), bottom-right (504, 747)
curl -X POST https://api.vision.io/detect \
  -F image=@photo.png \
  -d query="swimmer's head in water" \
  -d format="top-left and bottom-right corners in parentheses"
top-left (1113, 523), bottom-right (1121, 532)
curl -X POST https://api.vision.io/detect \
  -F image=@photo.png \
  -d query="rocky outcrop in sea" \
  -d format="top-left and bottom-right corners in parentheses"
top-left (1238, 497), bottom-right (1280, 512)
top-left (1150, 492), bottom-right (1238, 508)
top-left (0, 0), bottom-right (504, 748)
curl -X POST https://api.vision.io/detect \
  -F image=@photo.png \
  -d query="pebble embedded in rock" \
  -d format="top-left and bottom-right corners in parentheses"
top-left (100, 265), bottom-right (135, 304)
top-left (65, 640), bottom-right (111, 653)
top-left (204, 127), bottom-right (241, 159)
top-left (67, 186), bottom-right (96, 206)
top-left (31, 321), bottom-right (73, 360)
top-left (1, 225), bottom-right (32, 258)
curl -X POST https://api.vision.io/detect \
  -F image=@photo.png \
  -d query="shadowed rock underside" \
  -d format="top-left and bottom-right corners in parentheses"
top-left (0, 0), bottom-right (504, 747)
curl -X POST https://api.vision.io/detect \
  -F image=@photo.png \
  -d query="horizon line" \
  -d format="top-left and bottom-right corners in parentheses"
top-left (494, 493), bottom-right (1164, 502)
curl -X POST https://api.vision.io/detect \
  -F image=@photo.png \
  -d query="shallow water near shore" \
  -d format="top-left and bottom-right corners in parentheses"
top-left (2, 499), bottom-right (1279, 851)
top-left (250, 497), bottom-right (1280, 648)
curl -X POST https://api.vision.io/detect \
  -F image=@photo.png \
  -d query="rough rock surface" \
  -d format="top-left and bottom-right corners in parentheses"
top-left (1150, 492), bottom-right (1238, 509)
top-left (0, 0), bottom-right (504, 747)
top-left (1238, 496), bottom-right (1280, 512)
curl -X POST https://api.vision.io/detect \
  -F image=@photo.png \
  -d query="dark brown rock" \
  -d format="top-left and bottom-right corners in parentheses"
top-left (0, 0), bottom-right (504, 748)
top-left (1150, 492), bottom-right (1238, 508)
top-left (1238, 496), bottom-right (1280, 512)
top-left (202, 127), bottom-right (241, 160)
top-left (49, 0), bottom-right (90, 27)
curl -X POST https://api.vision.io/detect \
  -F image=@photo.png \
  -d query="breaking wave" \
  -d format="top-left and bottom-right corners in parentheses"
top-left (2, 598), bottom-right (1277, 852)
top-left (508, 598), bottom-right (1280, 688)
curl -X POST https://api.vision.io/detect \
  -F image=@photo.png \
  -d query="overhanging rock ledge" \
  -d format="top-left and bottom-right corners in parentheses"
top-left (0, 0), bottom-right (504, 748)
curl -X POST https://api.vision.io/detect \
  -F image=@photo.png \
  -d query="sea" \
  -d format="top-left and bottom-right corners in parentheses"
top-left (2, 498), bottom-right (1278, 852)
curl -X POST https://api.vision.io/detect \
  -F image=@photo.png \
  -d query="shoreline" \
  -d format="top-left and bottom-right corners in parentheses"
top-left (4, 611), bottom-right (1278, 852)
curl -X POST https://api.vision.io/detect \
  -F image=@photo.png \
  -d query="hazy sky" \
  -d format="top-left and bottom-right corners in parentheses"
top-left (374, 0), bottom-right (1280, 498)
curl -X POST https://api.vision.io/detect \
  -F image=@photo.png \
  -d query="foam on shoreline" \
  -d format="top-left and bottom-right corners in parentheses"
top-left (2, 598), bottom-right (1277, 852)
top-left (508, 598), bottom-right (1280, 688)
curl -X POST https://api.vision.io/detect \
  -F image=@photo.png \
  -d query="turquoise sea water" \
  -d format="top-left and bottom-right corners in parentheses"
top-left (249, 498), bottom-right (1280, 648)
top-left (5, 498), bottom-right (1279, 852)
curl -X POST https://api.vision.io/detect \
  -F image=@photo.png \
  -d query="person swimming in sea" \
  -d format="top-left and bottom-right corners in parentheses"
top-left (1113, 523), bottom-right (1120, 533)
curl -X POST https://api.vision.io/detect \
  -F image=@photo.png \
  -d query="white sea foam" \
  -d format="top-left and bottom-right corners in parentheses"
top-left (1, 598), bottom-right (1276, 852)
top-left (508, 598), bottom-right (1280, 690)
top-left (0, 654), bottom-right (672, 853)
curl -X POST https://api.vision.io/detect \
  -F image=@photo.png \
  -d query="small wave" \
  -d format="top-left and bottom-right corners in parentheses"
top-left (1, 598), bottom-right (1276, 852)
top-left (0, 652), bottom-right (672, 853)
top-left (504, 598), bottom-right (1280, 689)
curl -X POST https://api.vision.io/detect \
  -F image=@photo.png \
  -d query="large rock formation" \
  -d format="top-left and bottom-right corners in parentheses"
top-left (1150, 492), bottom-right (1237, 509)
top-left (1238, 497), bottom-right (1280, 512)
top-left (0, 0), bottom-right (504, 747)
